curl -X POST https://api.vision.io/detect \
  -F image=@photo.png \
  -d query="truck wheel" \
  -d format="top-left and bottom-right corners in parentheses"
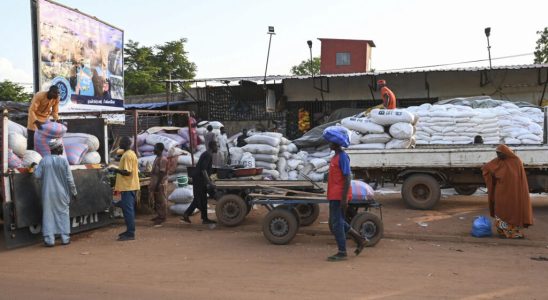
top-left (454, 186), bottom-right (478, 196)
top-left (402, 174), bottom-right (441, 210)
top-left (295, 203), bottom-right (320, 226)
top-left (350, 212), bottom-right (383, 247)
top-left (263, 208), bottom-right (299, 245)
top-left (215, 194), bottom-right (247, 227)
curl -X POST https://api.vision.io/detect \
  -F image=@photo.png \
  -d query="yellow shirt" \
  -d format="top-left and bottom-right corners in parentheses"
top-left (27, 91), bottom-right (60, 130)
top-left (114, 150), bottom-right (140, 192)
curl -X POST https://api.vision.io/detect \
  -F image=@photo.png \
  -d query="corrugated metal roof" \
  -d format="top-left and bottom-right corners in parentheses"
top-left (167, 64), bottom-right (548, 83)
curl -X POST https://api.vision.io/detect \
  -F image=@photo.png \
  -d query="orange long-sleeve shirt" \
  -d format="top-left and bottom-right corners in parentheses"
top-left (380, 86), bottom-right (397, 109)
top-left (27, 91), bottom-right (60, 130)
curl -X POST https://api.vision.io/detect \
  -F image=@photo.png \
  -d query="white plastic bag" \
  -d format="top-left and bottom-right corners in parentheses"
top-left (229, 147), bottom-right (244, 164)
top-left (170, 203), bottom-right (192, 215)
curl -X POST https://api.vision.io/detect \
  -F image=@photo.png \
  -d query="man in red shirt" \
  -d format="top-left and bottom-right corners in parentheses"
top-left (378, 79), bottom-right (397, 109)
top-left (324, 128), bottom-right (367, 261)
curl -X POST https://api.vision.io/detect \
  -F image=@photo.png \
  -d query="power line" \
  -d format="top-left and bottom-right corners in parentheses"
top-left (377, 52), bottom-right (534, 72)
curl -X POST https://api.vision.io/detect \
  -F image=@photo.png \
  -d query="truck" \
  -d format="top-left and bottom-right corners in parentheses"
top-left (348, 108), bottom-right (548, 210)
top-left (1, 110), bottom-right (114, 248)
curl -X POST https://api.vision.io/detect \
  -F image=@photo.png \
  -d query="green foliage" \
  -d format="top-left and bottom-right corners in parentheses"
top-left (0, 80), bottom-right (31, 102)
top-left (534, 27), bottom-right (548, 64)
top-left (124, 39), bottom-right (197, 96)
top-left (290, 57), bottom-right (321, 76)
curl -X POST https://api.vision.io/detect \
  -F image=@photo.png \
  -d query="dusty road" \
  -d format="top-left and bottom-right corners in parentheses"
top-left (1, 190), bottom-right (547, 299)
top-left (0, 220), bottom-right (547, 300)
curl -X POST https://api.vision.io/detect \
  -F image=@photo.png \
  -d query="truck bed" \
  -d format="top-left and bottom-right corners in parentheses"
top-left (347, 145), bottom-right (548, 169)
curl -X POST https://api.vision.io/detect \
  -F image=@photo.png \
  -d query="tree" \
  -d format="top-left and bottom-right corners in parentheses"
top-left (0, 80), bottom-right (31, 102)
top-left (124, 39), bottom-right (197, 96)
top-left (290, 57), bottom-right (321, 76)
top-left (534, 27), bottom-right (548, 64)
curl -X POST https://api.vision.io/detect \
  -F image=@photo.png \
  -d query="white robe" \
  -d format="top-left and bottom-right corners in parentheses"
top-left (34, 155), bottom-right (77, 239)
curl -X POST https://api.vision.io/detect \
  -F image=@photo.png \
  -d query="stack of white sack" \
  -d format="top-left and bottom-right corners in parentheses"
top-left (285, 144), bottom-right (333, 182)
top-left (138, 147), bottom-right (194, 176)
top-left (341, 108), bottom-right (418, 150)
top-left (407, 103), bottom-right (542, 145)
top-left (168, 184), bottom-right (197, 215)
top-left (241, 132), bottom-right (282, 179)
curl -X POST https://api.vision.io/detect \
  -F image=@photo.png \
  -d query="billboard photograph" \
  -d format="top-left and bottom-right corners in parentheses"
top-left (34, 0), bottom-right (124, 113)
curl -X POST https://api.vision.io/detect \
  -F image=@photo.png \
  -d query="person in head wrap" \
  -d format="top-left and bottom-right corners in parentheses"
top-left (34, 139), bottom-right (77, 247)
top-left (322, 126), bottom-right (366, 262)
top-left (482, 144), bottom-right (533, 238)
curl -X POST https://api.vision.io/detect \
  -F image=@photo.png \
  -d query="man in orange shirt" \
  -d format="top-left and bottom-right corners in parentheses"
top-left (27, 86), bottom-right (60, 150)
top-left (377, 79), bottom-right (397, 109)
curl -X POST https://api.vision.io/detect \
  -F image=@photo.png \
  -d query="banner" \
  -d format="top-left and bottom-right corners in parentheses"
top-left (36, 0), bottom-right (124, 113)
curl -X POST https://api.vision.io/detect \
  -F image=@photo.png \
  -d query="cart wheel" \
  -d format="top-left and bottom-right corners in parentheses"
top-left (350, 212), bottom-right (383, 247)
top-left (215, 194), bottom-right (247, 227)
top-left (295, 203), bottom-right (320, 226)
top-left (454, 186), bottom-right (478, 196)
top-left (402, 174), bottom-right (441, 210)
top-left (263, 208), bottom-right (299, 245)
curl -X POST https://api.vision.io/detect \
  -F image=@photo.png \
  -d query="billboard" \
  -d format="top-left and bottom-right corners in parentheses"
top-left (32, 0), bottom-right (124, 114)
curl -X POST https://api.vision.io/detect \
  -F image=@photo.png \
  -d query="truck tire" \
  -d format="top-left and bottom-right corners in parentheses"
top-left (263, 208), bottom-right (299, 245)
top-left (402, 174), bottom-right (441, 210)
top-left (215, 194), bottom-right (247, 227)
top-left (454, 186), bottom-right (478, 196)
top-left (350, 212), bottom-right (383, 247)
top-left (295, 203), bottom-right (320, 226)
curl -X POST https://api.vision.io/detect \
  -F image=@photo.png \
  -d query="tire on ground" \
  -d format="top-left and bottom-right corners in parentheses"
top-left (262, 208), bottom-right (299, 245)
top-left (295, 203), bottom-right (320, 226)
top-left (215, 194), bottom-right (247, 227)
top-left (454, 186), bottom-right (478, 196)
top-left (350, 212), bottom-right (383, 247)
top-left (402, 174), bottom-right (441, 210)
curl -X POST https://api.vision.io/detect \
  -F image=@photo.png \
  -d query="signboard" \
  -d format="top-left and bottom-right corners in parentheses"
top-left (32, 0), bottom-right (124, 115)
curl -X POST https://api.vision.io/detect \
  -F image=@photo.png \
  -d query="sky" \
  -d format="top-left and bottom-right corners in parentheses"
top-left (0, 0), bottom-right (547, 88)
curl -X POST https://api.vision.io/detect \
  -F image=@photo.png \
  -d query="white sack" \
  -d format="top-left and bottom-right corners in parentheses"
top-left (370, 108), bottom-right (415, 125)
top-left (255, 161), bottom-right (276, 170)
top-left (168, 185), bottom-right (194, 204)
top-left (170, 203), bottom-right (192, 215)
top-left (22, 150), bottom-right (42, 167)
top-left (8, 132), bottom-right (27, 157)
top-left (242, 144), bottom-right (279, 155)
top-left (385, 138), bottom-right (413, 149)
top-left (316, 165), bottom-right (330, 173)
top-left (177, 155), bottom-right (193, 166)
top-left (277, 157), bottom-right (289, 180)
top-left (146, 134), bottom-right (179, 150)
top-left (240, 152), bottom-right (255, 168)
top-left (262, 169), bottom-right (280, 179)
top-left (8, 120), bottom-right (27, 137)
top-left (309, 158), bottom-right (327, 169)
top-left (341, 117), bottom-right (385, 134)
top-left (389, 123), bottom-right (414, 139)
top-left (360, 133), bottom-right (391, 144)
top-left (81, 151), bottom-right (101, 164)
top-left (245, 135), bottom-right (281, 147)
top-left (253, 154), bottom-right (279, 163)
top-left (286, 143), bottom-right (298, 153)
top-left (229, 147), bottom-right (244, 164)
top-left (64, 133), bottom-right (100, 151)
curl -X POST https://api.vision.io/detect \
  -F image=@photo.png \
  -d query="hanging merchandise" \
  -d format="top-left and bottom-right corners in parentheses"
top-left (298, 108), bottom-right (311, 133)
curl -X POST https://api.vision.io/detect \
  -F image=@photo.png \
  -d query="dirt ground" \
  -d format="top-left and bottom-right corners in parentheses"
top-left (1, 191), bottom-right (547, 299)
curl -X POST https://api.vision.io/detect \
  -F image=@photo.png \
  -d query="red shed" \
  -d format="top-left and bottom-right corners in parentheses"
top-left (319, 38), bottom-right (376, 74)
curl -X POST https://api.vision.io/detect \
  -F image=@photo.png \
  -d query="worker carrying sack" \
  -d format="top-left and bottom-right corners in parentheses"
top-left (322, 126), bottom-right (350, 147)
top-left (471, 216), bottom-right (492, 237)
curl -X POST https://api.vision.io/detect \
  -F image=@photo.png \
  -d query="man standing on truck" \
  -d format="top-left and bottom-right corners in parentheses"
top-left (149, 143), bottom-right (168, 227)
top-left (377, 79), bottom-right (397, 109)
top-left (34, 139), bottom-right (77, 247)
top-left (27, 86), bottom-right (60, 150)
top-left (323, 127), bottom-right (366, 262)
top-left (180, 140), bottom-right (217, 225)
top-left (482, 144), bottom-right (533, 238)
top-left (110, 136), bottom-right (140, 241)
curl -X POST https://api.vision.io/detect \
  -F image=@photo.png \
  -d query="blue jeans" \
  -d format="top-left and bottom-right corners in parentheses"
top-left (115, 191), bottom-right (136, 237)
top-left (329, 200), bottom-right (351, 253)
